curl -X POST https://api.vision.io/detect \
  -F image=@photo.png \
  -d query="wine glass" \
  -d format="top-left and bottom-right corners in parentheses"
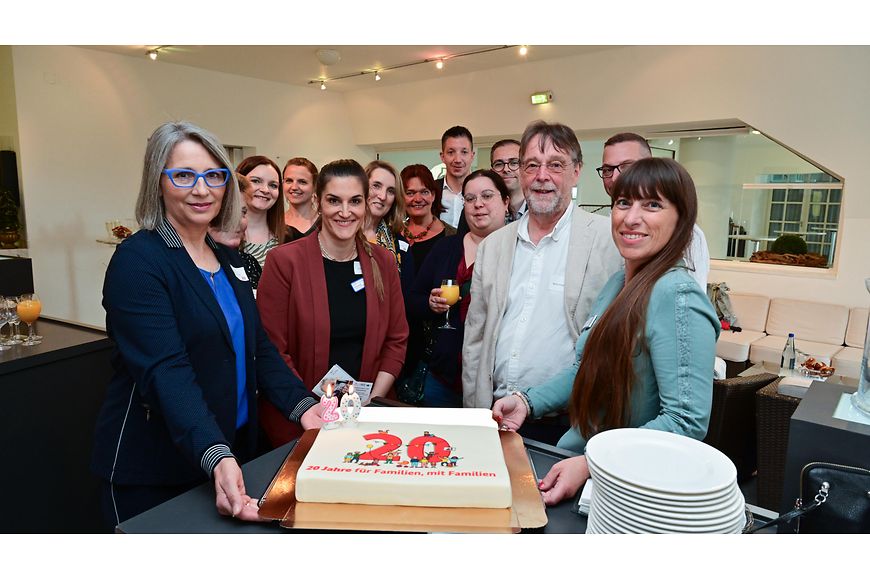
top-left (3, 296), bottom-right (22, 345)
top-left (438, 279), bottom-right (460, 330)
top-left (17, 293), bottom-right (42, 346)
top-left (0, 298), bottom-right (12, 351)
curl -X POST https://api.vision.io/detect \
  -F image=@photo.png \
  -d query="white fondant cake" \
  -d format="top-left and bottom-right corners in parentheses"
top-left (296, 408), bottom-right (512, 509)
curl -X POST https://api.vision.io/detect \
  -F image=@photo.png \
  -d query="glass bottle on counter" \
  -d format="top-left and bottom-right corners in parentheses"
top-left (780, 333), bottom-right (796, 374)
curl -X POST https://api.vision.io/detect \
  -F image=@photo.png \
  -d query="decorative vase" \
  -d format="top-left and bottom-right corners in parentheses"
top-left (0, 229), bottom-right (19, 249)
top-left (851, 278), bottom-right (870, 417)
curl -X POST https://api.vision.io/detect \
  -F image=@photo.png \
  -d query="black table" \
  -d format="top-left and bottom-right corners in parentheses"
top-left (117, 437), bottom-right (586, 534)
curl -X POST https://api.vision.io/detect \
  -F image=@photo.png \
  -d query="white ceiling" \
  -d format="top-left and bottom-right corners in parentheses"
top-left (81, 45), bottom-right (616, 92)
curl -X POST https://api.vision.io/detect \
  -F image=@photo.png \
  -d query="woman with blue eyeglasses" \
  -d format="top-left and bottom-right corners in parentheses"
top-left (91, 121), bottom-right (323, 530)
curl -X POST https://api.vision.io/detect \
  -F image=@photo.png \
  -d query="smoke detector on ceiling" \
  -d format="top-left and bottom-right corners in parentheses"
top-left (315, 49), bottom-right (342, 66)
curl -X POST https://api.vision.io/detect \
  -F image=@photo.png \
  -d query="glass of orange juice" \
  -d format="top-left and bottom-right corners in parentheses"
top-left (17, 293), bottom-right (42, 346)
top-left (439, 279), bottom-right (460, 330)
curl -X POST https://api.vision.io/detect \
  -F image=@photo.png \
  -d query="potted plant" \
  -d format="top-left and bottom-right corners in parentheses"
top-left (750, 233), bottom-right (827, 267)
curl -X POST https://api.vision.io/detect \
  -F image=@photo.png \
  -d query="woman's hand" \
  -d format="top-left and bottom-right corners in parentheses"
top-left (300, 404), bottom-right (324, 430)
top-left (213, 457), bottom-right (264, 522)
top-left (538, 456), bottom-right (590, 507)
top-left (428, 287), bottom-right (449, 314)
top-left (491, 394), bottom-right (529, 432)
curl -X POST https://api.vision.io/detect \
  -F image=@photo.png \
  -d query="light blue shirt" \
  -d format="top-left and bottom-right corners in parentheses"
top-left (524, 265), bottom-right (720, 453)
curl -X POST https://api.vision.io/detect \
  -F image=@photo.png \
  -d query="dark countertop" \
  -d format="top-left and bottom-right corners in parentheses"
top-left (0, 317), bottom-right (109, 376)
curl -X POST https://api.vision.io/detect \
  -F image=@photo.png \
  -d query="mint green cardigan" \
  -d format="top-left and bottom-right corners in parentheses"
top-left (524, 267), bottom-right (720, 453)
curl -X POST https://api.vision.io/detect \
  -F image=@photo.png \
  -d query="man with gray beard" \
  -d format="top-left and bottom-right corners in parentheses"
top-left (462, 120), bottom-right (622, 443)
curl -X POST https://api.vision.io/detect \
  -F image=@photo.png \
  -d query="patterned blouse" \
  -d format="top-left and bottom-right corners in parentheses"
top-left (240, 236), bottom-right (278, 269)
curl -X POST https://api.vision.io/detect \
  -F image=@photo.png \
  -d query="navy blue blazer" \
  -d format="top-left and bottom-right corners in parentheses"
top-left (91, 221), bottom-right (316, 487)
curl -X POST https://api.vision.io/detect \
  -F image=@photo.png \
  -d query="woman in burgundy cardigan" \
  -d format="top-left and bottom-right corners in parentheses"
top-left (257, 159), bottom-right (409, 447)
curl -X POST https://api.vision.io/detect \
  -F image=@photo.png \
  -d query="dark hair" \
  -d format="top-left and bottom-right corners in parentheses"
top-left (462, 169), bottom-right (511, 203)
top-left (316, 159), bottom-right (385, 301)
top-left (569, 157), bottom-right (697, 439)
top-left (400, 164), bottom-right (444, 217)
top-left (604, 132), bottom-right (652, 155)
top-left (283, 157), bottom-right (319, 184)
top-left (519, 120), bottom-right (583, 166)
top-left (441, 126), bottom-right (474, 150)
top-left (490, 139), bottom-right (521, 163)
top-left (236, 155), bottom-right (285, 244)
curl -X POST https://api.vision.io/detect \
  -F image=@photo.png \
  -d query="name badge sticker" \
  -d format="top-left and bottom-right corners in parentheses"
top-left (230, 266), bottom-right (249, 282)
top-left (353, 260), bottom-right (362, 275)
top-left (351, 278), bottom-right (365, 293)
top-left (398, 240), bottom-right (409, 252)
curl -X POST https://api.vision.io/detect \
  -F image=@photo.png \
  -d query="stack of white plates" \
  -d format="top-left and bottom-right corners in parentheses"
top-left (584, 428), bottom-right (746, 534)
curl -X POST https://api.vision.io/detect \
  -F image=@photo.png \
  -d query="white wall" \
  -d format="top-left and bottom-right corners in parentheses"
top-left (345, 45), bottom-right (870, 307)
top-left (12, 45), bottom-right (372, 327)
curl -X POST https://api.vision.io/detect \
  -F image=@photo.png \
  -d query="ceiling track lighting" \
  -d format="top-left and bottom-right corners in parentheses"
top-left (146, 46), bottom-right (168, 61)
top-left (308, 45), bottom-right (525, 88)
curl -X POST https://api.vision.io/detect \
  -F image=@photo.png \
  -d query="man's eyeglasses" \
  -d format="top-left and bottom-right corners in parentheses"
top-left (595, 161), bottom-right (635, 179)
top-left (406, 188), bottom-right (433, 198)
top-left (491, 159), bottom-right (520, 172)
top-left (463, 191), bottom-right (499, 204)
top-left (163, 168), bottom-right (230, 188)
top-left (521, 160), bottom-right (575, 175)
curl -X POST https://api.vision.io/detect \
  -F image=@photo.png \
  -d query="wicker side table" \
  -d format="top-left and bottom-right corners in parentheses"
top-left (754, 378), bottom-right (799, 511)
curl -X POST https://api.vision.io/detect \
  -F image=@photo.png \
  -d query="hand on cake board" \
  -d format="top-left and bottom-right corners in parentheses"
top-left (214, 457), bottom-right (266, 522)
top-left (537, 455), bottom-right (590, 507)
top-left (300, 403), bottom-right (325, 430)
top-left (491, 394), bottom-right (528, 432)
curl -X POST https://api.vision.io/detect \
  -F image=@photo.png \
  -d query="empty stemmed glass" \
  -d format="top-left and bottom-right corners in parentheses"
top-left (3, 295), bottom-right (22, 345)
top-left (0, 298), bottom-right (12, 351)
top-left (438, 279), bottom-right (460, 330)
top-left (17, 293), bottom-right (42, 346)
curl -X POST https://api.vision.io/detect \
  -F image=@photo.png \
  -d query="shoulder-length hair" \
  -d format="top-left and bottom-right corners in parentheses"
top-left (365, 160), bottom-right (406, 234)
top-left (135, 121), bottom-right (240, 233)
top-left (317, 159), bottom-right (385, 301)
top-left (400, 164), bottom-right (443, 217)
top-left (237, 155), bottom-right (285, 244)
top-left (462, 169), bottom-right (511, 202)
top-left (569, 157), bottom-right (697, 439)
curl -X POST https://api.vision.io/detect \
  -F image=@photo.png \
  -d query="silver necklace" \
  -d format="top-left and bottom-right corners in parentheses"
top-left (318, 234), bottom-right (358, 262)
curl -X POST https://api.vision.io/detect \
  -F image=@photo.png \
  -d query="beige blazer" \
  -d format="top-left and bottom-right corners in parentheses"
top-left (461, 207), bottom-right (623, 409)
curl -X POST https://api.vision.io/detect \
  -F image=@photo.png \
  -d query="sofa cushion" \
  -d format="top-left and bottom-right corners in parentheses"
top-left (729, 293), bottom-right (770, 332)
top-left (716, 329), bottom-right (766, 362)
top-left (832, 346), bottom-right (863, 379)
top-left (765, 298), bottom-right (848, 345)
top-left (845, 308), bottom-right (868, 348)
top-left (749, 334), bottom-right (843, 366)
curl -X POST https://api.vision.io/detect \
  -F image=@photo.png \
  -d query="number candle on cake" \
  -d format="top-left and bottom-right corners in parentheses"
top-left (320, 381), bottom-right (340, 430)
top-left (339, 383), bottom-right (362, 426)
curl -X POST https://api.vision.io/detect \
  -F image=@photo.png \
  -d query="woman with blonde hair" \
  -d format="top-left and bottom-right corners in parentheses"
top-left (257, 159), bottom-right (409, 447)
top-left (282, 157), bottom-right (318, 242)
top-left (363, 160), bottom-right (414, 291)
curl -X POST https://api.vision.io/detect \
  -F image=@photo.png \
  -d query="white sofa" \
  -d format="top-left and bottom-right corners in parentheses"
top-left (715, 293), bottom-right (866, 380)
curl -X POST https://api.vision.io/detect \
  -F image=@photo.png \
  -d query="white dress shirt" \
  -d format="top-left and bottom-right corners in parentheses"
top-left (687, 224), bottom-right (710, 290)
top-left (493, 203), bottom-right (576, 400)
top-left (439, 179), bottom-right (464, 229)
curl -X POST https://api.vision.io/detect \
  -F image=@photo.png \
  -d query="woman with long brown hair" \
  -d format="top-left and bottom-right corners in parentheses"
top-left (282, 157), bottom-right (318, 242)
top-left (237, 155), bottom-right (284, 268)
top-left (492, 157), bottom-right (720, 505)
top-left (256, 159), bottom-right (409, 447)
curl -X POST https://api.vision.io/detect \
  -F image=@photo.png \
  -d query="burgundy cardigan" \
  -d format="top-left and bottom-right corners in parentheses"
top-left (257, 231), bottom-right (409, 392)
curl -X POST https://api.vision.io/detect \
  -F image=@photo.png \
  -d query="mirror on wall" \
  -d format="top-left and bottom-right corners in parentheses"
top-left (377, 124), bottom-right (842, 270)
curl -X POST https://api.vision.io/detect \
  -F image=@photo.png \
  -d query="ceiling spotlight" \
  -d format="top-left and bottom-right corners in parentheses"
top-left (668, 139), bottom-right (674, 145)
top-left (436, 59), bottom-right (444, 70)
top-left (519, 45), bottom-right (528, 56)
top-left (374, 71), bottom-right (381, 81)
top-left (320, 81), bottom-right (326, 91)
top-left (147, 49), bottom-right (158, 61)
top-left (750, 130), bottom-right (761, 135)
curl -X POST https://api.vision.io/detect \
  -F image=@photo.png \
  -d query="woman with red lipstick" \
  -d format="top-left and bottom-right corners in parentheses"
top-left (407, 170), bottom-right (510, 407)
top-left (400, 164), bottom-right (457, 270)
top-left (493, 158), bottom-right (720, 505)
top-left (282, 157), bottom-right (318, 242)
top-left (238, 156), bottom-right (284, 268)
top-left (256, 159), bottom-right (409, 447)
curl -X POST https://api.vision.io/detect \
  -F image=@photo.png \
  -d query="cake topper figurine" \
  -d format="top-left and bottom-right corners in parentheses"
top-left (321, 381), bottom-right (340, 430)
top-left (340, 382), bottom-right (362, 426)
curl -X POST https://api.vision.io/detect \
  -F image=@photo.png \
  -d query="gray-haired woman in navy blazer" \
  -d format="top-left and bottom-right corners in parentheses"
top-left (91, 121), bottom-right (322, 529)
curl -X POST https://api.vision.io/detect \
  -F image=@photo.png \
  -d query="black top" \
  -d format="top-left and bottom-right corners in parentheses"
top-left (240, 251), bottom-right (262, 289)
top-left (409, 223), bottom-right (457, 273)
top-left (285, 223), bottom-right (317, 243)
top-left (323, 258), bottom-right (367, 380)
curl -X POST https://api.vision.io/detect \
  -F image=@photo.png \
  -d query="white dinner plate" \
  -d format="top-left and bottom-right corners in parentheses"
top-left (591, 492), bottom-right (745, 534)
top-left (592, 476), bottom-right (745, 518)
top-left (587, 456), bottom-right (736, 504)
top-left (585, 429), bottom-right (737, 495)
top-left (595, 485), bottom-right (746, 530)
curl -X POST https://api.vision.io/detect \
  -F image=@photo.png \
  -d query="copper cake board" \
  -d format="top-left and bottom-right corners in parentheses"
top-left (259, 429), bottom-right (547, 533)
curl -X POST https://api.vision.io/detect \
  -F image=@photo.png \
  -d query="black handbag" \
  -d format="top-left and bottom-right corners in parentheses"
top-left (396, 360), bottom-right (427, 406)
top-left (746, 461), bottom-right (870, 533)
